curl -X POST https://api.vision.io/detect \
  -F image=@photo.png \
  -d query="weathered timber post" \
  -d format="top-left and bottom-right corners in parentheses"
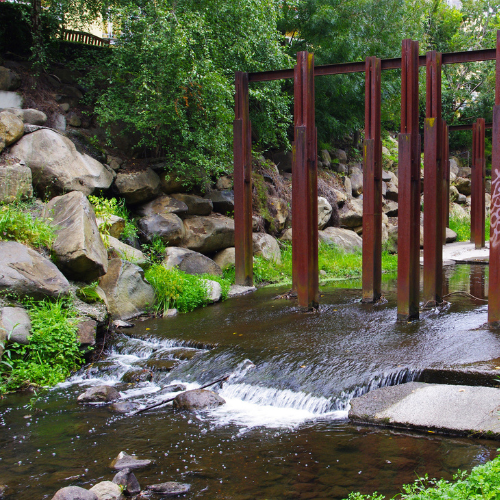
top-left (442, 122), bottom-right (450, 243)
top-left (471, 118), bottom-right (486, 249)
top-left (362, 57), bottom-right (383, 303)
top-left (292, 51), bottom-right (319, 310)
top-left (234, 72), bottom-right (253, 286)
top-left (397, 39), bottom-right (421, 321)
top-left (423, 51), bottom-right (444, 306)
top-left (489, 31), bottom-right (500, 323)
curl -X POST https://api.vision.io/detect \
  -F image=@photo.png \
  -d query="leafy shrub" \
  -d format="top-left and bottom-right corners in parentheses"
top-left (0, 202), bottom-right (55, 249)
top-left (0, 298), bottom-right (84, 393)
top-left (449, 213), bottom-right (471, 242)
top-left (88, 195), bottom-right (138, 241)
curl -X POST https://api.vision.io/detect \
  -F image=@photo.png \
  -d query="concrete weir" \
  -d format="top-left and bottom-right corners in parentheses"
top-left (349, 382), bottom-right (500, 438)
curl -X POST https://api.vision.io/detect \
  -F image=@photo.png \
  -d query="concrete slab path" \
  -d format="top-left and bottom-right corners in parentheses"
top-left (420, 241), bottom-right (490, 266)
top-left (349, 382), bottom-right (500, 438)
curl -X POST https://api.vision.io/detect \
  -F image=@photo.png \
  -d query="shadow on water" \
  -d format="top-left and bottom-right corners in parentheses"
top-left (0, 264), bottom-right (499, 499)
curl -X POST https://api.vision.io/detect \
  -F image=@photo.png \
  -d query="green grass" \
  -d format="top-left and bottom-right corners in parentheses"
top-left (0, 298), bottom-right (84, 394)
top-left (0, 202), bottom-right (55, 249)
top-left (88, 195), bottom-right (138, 241)
top-left (144, 264), bottom-right (232, 314)
top-left (449, 213), bottom-right (491, 243)
top-left (345, 454), bottom-right (500, 499)
top-left (223, 242), bottom-right (398, 286)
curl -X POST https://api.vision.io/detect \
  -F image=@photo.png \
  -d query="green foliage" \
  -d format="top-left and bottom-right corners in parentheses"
top-left (0, 298), bottom-right (84, 394)
top-left (345, 453), bottom-right (500, 499)
top-left (76, 282), bottom-right (103, 303)
top-left (0, 202), bottom-right (55, 249)
top-left (141, 236), bottom-right (167, 265)
top-left (144, 264), bottom-right (231, 314)
top-left (88, 195), bottom-right (138, 241)
top-left (448, 212), bottom-right (471, 242)
top-left (92, 0), bottom-right (292, 185)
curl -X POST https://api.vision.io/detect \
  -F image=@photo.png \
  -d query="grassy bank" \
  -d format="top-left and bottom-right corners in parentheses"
top-left (345, 453), bottom-right (500, 499)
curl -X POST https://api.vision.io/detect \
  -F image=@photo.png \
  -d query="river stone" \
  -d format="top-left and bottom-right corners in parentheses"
top-left (339, 199), bottom-right (363, 227)
top-left (44, 191), bottom-right (108, 281)
top-left (0, 163), bottom-right (32, 203)
top-left (252, 233), bottom-right (281, 264)
top-left (163, 247), bottom-right (222, 276)
top-left (11, 129), bottom-right (115, 197)
top-left (205, 190), bottom-right (234, 215)
top-left (159, 384), bottom-right (187, 394)
top-left (137, 212), bottom-right (185, 246)
top-left (213, 247), bottom-right (235, 270)
top-left (171, 193), bottom-right (212, 216)
top-left (110, 402), bottom-right (138, 413)
top-left (144, 359), bottom-right (179, 372)
top-left (383, 199), bottom-right (399, 217)
top-left (454, 177), bottom-right (471, 196)
top-left (77, 385), bottom-right (120, 403)
top-left (457, 193), bottom-right (467, 204)
top-left (89, 481), bottom-right (123, 500)
top-left (135, 194), bottom-right (188, 217)
top-left (121, 368), bottom-right (153, 383)
top-left (332, 188), bottom-right (347, 206)
top-left (96, 215), bottom-right (125, 239)
top-left (99, 259), bottom-right (155, 320)
top-left (163, 308), bottom-right (178, 318)
top-left (227, 285), bottom-right (257, 298)
top-left (318, 196), bottom-right (333, 229)
top-left (0, 241), bottom-right (70, 298)
top-left (111, 451), bottom-right (152, 471)
top-left (182, 215), bottom-right (235, 253)
top-left (204, 279), bottom-right (222, 302)
top-left (449, 185), bottom-right (459, 203)
top-left (0, 111), bottom-right (23, 151)
top-left (320, 227), bottom-right (363, 253)
top-left (51, 486), bottom-right (98, 500)
top-left (112, 468), bottom-right (141, 496)
top-left (173, 389), bottom-right (225, 410)
top-left (105, 235), bottom-right (148, 269)
top-left (0, 108), bottom-right (47, 125)
top-left (446, 227), bottom-right (457, 243)
top-left (77, 319), bottom-right (97, 348)
top-left (114, 168), bottom-right (161, 205)
top-left (147, 482), bottom-right (191, 496)
top-left (0, 307), bottom-right (31, 344)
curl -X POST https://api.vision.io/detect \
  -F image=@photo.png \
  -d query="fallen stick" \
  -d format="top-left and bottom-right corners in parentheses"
top-left (130, 375), bottom-right (230, 416)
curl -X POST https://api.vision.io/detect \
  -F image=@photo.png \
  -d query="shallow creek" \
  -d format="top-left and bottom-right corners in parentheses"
top-left (1, 265), bottom-right (499, 499)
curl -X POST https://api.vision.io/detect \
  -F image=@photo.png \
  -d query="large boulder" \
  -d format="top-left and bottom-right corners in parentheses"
top-left (99, 259), bottom-right (155, 320)
top-left (252, 233), bottom-right (281, 264)
top-left (320, 227), bottom-right (363, 253)
top-left (105, 235), bottom-right (149, 269)
top-left (51, 486), bottom-right (98, 500)
top-left (11, 130), bottom-right (115, 197)
top-left (44, 191), bottom-right (108, 281)
top-left (0, 67), bottom-right (21, 91)
top-left (385, 182), bottom-right (398, 202)
top-left (0, 163), bottom-right (32, 203)
top-left (382, 199), bottom-right (399, 217)
top-left (135, 194), bottom-right (188, 218)
top-left (0, 110), bottom-right (23, 152)
top-left (114, 168), bottom-right (161, 205)
top-left (350, 172), bottom-right (363, 196)
top-left (0, 108), bottom-right (47, 126)
top-left (182, 215), bottom-right (235, 253)
top-left (205, 190), bottom-right (234, 215)
top-left (171, 193), bottom-right (212, 216)
top-left (454, 177), bottom-right (471, 196)
top-left (213, 247), bottom-right (235, 270)
top-left (159, 172), bottom-right (186, 194)
top-left (89, 481), bottom-right (123, 500)
top-left (318, 196), bottom-right (333, 229)
top-left (137, 212), bottom-right (185, 246)
top-left (112, 469), bottom-right (141, 496)
top-left (173, 389), bottom-right (226, 410)
top-left (0, 241), bottom-right (70, 298)
top-left (163, 247), bottom-right (222, 276)
top-left (0, 307), bottom-right (31, 344)
top-left (339, 199), bottom-right (363, 228)
top-left (96, 215), bottom-right (125, 239)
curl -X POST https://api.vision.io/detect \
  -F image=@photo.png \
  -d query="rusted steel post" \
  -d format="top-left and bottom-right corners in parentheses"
top-left (423, 51), bottom-right (444, 306)
top-left (489, 31), bottom-right (500, 323)
top-left (362, 57), bottom-right (383, 303)
top-left (397, 39), bottom-right (421, 321)
top-left (472, 118), bottom-right (486, 249)
top-left (234, 72), bottom-right (253, 286)
top-left (442, 122), bottom-right (450, 243)
top-left (292, 51), bottom-right (319, 310)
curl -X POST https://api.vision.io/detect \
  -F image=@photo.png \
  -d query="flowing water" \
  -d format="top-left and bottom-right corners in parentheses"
top-left (1, 265), bottom-right (499, 499)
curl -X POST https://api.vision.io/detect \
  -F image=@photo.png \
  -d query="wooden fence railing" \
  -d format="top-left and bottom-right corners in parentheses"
top-left (61, 29), bottom-right (111, 47)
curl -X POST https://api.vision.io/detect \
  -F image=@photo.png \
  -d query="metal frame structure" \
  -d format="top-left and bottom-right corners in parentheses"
top-left (233, 32), bottom-right (500, 321)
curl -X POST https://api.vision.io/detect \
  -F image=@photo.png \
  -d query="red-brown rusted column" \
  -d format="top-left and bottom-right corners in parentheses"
top-left (471, 118), bottom-right (486, 248)
top-left (234, 72), bottom-right (253, 286)
top-left (489, 31), bottom-right (500, 323)
top-left (423, 51), bottom-right (444, 306)
top-left (362, 57), bottom-right (382, 303)
top-left (292, 51), bottom-right (319, 310)
top-left (442, 122), bottom-right (450, 243)
top-left (397, 39), bottom-right (421, 321)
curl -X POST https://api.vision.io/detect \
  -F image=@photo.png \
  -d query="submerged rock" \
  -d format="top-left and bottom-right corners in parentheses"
top-left (111, 451), bottom-right (152, 471)
top-left (109, 402), bottom-right (137, 413)
top-left (159, 384), bottom-right (187, 394)
top-left (51, 486), bottom-right (98, 500)
top-left (173, 389), bottom-right (226, 411)
top-left (146, 482), bottom-right (191, 496)
top-left (77, 385), bottom-right (120, 403)
top-left (112, 468), bottom-right (141, 496)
